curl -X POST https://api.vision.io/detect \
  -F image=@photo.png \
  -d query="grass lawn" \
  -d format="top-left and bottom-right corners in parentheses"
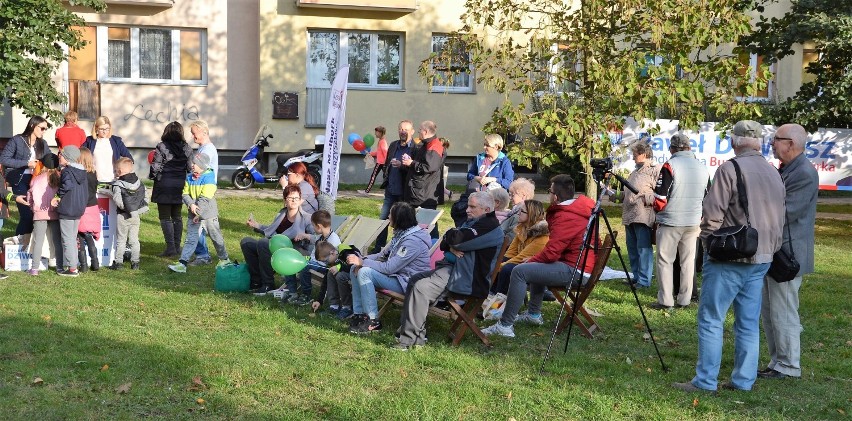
top-left (0, 191), bottom-right (849, 420)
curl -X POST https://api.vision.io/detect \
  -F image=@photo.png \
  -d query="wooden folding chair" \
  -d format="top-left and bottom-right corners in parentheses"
top-left (415, 207), bottom-right (443, 232)
top-left (548, 233), bottom-right (616, 338)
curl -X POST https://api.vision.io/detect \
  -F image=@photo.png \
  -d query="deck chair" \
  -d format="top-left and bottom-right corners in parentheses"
top-left (331, 215), bottom-right (351, 234)
top-left (415, 207), bottom-right (443, 232)
top-left (377, 234), bottom-right (512, 347)
top-left (338, 215), bottom-right (389, 253)
top-left (548, 233), bottom-right (616, 338)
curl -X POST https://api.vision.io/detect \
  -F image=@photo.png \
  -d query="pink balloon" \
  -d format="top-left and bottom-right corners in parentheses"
top-left (352, 139), bottom-right (366, 152)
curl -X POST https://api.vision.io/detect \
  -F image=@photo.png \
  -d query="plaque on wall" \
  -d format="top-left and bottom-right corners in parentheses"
top-left (272, 92), bottom-right (298, 119)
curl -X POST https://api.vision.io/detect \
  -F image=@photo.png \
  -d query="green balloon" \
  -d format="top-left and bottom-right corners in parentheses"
top-left (363, 133), bottom-right (375, 148)
top-left (271, 248), bottom-right (307, 276)
top-left (268, 234), bottom-right (293, 253)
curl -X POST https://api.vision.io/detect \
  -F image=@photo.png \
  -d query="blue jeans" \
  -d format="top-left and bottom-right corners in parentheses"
top-left (285, 263), bottom-right (319, 297)
top-left (625, 223), bottom-right (654, 287)
top-left (372, 193), bottom-right (402, 253)
top-left (194, 227), bottom-right (210, 260)
top-left (500, 261), bottom-right (583, 327)
top-left (692, 254), bottom-right (769, 391)
top-left (351, 266), bottom-right (403, 319)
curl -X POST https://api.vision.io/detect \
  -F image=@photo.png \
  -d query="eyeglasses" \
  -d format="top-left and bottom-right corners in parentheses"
top-left (285, 196), bottom-right (301, 202)
top-left (483, 143), bottom-right (494, 148)
top-left (36, 125), bottom-right (49, 131)
top-left (96, 126), bottom-right (110, 132)
top-left (770, 136), bottom-right (793, 145)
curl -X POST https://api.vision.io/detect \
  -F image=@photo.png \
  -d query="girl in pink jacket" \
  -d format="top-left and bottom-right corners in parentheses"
top-left (26, 153), bottom-right (61, 276)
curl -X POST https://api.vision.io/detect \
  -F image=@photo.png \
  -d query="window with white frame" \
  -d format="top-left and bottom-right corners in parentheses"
top-left (531, 42), bottom-right (580, 95)
top-left (429, 34), bottom-right (474, 93)
top-left (97, 26), bottom-right (206, 85)
top-left (737, 52), bottom-right (773, 101)
top-left (307, 30), bottom-right (402, 89)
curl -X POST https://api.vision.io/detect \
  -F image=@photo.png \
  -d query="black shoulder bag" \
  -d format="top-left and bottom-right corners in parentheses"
top-left (768, 206), bottom-right (800, 282)
top-left (708, 159), bottom-right (759, 261)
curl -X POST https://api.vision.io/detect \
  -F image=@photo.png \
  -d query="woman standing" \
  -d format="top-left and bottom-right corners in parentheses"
top-left (0, 116), bottom-right (52, 235)
top-left (466, 133), bottom-right (514, 192)
top-left (82, 116), bottom-right (133, 183)
top-left (621, 141), bottom-right (659, 288)
top-left (150, 122), bottom-right (193, 257)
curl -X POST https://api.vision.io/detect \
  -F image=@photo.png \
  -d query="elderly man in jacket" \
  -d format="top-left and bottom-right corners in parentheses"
top-left (394, 191), bottom-right (503, 351)
top-left (758, 123), bottom-right (818, 380)
top-left (674, 120), bottom-right (786, 393)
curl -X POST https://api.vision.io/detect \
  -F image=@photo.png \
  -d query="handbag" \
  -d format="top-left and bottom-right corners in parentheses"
top-left (707, 159), bottom-right (759, 261)
top-left (214, 260), bottom-right (251, 292)
top-left (768, 208), bottom-right (800, 283)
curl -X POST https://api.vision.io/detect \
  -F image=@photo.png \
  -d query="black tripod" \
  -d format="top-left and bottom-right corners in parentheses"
top-left (539, 169), bottom-right (668, 373)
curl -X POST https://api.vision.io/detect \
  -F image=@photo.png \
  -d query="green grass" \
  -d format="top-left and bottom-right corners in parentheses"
top-left (0, 192), bottom-right (849, 419)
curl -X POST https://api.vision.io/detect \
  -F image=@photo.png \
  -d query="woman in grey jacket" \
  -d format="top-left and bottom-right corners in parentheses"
top-left (0, 116), bottom-right (52, 235)
top-left (346, 202), bottom-right (433, 334)
top-left (241, 185), bottom-right (314, 294)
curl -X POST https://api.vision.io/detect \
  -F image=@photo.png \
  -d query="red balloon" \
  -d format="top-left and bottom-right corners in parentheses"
top-left (352, 139), bottom-right (366, 152)
top-left (147, 150), bottom-right (156, 164)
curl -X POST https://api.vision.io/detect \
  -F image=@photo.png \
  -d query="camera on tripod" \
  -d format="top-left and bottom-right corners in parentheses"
top-left (589, 157), bottom-right (613, 180)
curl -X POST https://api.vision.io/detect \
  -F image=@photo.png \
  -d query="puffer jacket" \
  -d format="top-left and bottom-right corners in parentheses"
top-left (529, 195), bottom-right (597, 274)
top-left (362, 226), bottom-right (433, 291)
top-left (505, 220), bottom-right (550, 265)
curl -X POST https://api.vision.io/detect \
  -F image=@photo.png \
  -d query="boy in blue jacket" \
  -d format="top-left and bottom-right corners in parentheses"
top-left (51, 145), bottom-right (89, 277)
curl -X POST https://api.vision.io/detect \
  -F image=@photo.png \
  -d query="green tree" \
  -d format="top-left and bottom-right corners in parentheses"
top-left (0, 0), bottom-right (105, 124)
top-left (422, 0), bottom-right (765, 195)
top-left (742, 0), bottom-right (852, 131)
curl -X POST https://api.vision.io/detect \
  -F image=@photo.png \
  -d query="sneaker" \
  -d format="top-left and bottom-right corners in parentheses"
top-left (216, 259), bottom-right (232, 268)
top-left (349, 314), bottom-right (368, 329)
top-left (0, 272), bottom-right (9, 279)
top-left (515, 311), bottom-right (544, 325)
top-left (271, 286), bottom-right (290, 299)
top-left (26, 269), bottom-right (39, 276)
top-left (168, 262), bottom-right (187, 273)
top-left (189, 257), bottom-right (212, 266)
top-left (336, 307), bottom-right (354, 320)
top-left (130, 262), bottom-right (140, 270)
top-left (481, 322), bottom-right (515, 338)
top-left (251, 285), bottom-right (274, 296)
top-left (672, 381), bottom-right (716, 395)
top-left (57, 268), bottom-right (80, 277)
top-left (290, 294), bottom-right (312, 306)
top-left (109, 261), bottom-right (123, 271)
top-left (350, 318), bottom-right (382, 334)
top-left (542, 289), bottom-right (557, 302)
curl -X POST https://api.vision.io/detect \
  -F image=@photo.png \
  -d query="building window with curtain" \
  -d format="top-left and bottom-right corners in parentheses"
top-left (306, 30), bottom-right (402, 90)
top-left (429, 34), bottom-right (474, 93)
top-left (97, 26), bottom-right (206, 85)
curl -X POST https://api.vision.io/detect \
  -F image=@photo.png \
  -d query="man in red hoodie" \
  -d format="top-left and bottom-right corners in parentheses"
top-left (482, 174), bottom-right (597, 338)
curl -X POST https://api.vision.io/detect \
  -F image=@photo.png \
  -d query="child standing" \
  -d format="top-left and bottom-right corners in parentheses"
top-left (168, 153), bottom-right (230, 273)
top-left (26, 153), bottom-right (62, 276)
top-left (99, 157), bottom-right (148, 270)
top-left (51, 145), bottom-right (89, 277)
top-left (281, 210), bottom-right (341, 305)
top-left (77, 148), bottom-right (101, 272)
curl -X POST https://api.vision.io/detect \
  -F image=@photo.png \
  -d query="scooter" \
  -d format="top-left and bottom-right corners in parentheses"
top-left (231, 125), bottom-right (323, 190)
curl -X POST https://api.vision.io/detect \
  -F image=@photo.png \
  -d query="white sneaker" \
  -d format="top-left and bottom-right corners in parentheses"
top-left (481, 323), bottom-right (515, 338)
top-left (515, 311), bottom-right (544, 325)
top-left (216, 259), bottom-right (232, 268)
top-left (272, 286), bottom-right (289, 299)
top-left (168, 262), bottom-right (187, 273)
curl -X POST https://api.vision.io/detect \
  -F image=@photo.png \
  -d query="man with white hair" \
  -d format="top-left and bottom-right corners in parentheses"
top-left (393, 191), bottom-right (503, 350)
top-left (759, 123), bottom-right (818, 380)
top-left (674, 120), bottom-right (785, 393)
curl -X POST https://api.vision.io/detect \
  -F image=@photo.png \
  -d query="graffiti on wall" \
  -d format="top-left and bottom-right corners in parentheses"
top-left (123, 102), bottom-right (200, 124)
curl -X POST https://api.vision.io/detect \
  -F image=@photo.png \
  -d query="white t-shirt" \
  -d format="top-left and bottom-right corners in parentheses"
top-left (25, 145), bottom-right (35, 174)
top-left (197, 142), bottom-right (219, 182)
top-left (94, 138), bottom-right (115, 182)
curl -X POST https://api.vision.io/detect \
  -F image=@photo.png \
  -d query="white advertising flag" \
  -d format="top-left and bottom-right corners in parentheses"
top-left (320, 66), bottom-right (349, 199)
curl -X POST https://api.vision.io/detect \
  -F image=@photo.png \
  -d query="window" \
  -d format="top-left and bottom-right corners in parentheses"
top-left (737, 52), bottom-right (773, 101)
top-left (97, 26), bottom-right (207, 85)
top-left (429, 34), bottom-right (474, 93)
top-left (531, 42), bottom-right (580, 95)
top-left (307, 30), bottom-right (402, 89)
top-left (802, 41), bottom-right (819, 85)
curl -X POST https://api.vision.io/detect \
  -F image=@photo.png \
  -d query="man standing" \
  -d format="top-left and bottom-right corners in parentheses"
top-left (394, 191), bottom-right (503, 350)
top-left (482, 174), bottom-right (596, 337)
top-left (188, 120), bottom-right (218, 266)
top-left (651, 133), bottom-right (709, 310)
top-left (372, 120), bottom-right (414, 253)
top-left (759, 123), bottom-right (818, 380)
top-left (55, 111), bottom-right (86, 150)
top-left (674, 120), bottom-right (785, 393)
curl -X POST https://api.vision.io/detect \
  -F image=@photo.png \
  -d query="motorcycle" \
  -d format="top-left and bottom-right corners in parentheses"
top-left (231, 125), bottom-right (323, 190)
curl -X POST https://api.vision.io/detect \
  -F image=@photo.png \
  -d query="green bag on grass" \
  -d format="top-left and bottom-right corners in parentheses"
top-left (214, 261), bottom-right (250, 292)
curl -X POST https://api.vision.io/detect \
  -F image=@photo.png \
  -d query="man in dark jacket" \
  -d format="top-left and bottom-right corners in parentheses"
top-left (372, 120), bottom-right (414, 253)
top-left (482, 174), bottom-right (596, 338)
top-left (51, 145), bottom-right (89, 277)
top-left (394, 191), bottom-right (502, 350)
top-left (403, 120), bottom-right (444, 238)
top-left (758, 123), bottom-right (819, 380)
